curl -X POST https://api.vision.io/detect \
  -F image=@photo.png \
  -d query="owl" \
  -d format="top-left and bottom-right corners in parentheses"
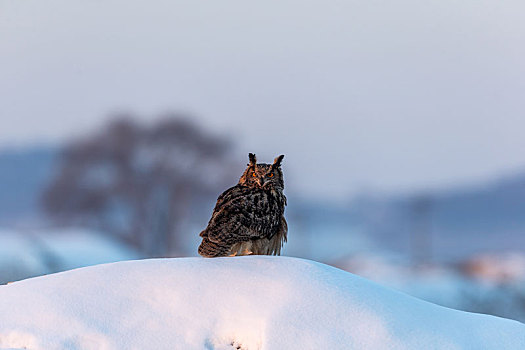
top-left (198, 153), bottom-right (287, 257)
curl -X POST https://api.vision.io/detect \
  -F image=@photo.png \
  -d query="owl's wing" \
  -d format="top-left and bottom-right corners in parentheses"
top-left (201, 185), bottom-right (243, 235)
top-left (199, 185), bottom-right (244, 240)
top-left (203, 185), bottom-right (283, 246)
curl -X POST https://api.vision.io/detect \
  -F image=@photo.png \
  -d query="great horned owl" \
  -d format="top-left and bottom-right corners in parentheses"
top-left (198, 153), bottom-right (287, 257)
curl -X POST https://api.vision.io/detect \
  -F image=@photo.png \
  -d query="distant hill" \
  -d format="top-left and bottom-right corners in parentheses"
top-left (0, 146), bottom-right (57, 225)
top-left (355, 173), bottom-right (525, 262)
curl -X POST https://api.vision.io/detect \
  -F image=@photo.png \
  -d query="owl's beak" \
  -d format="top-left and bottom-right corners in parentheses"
top-left (256, 177), bottom-right (265, 187)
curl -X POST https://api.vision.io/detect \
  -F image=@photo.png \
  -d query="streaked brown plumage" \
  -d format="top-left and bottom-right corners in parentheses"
top-left (198, 153), bottom-right (287, 257)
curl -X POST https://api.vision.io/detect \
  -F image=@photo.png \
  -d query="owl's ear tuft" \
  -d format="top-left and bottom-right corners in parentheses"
top-left (272, 154), bottom-right (284, 168)
top-left (248, 153), bottom-right (257, 167)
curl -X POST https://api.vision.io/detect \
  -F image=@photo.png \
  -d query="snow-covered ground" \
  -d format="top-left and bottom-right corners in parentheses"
top-left (0, 229), bottom-right (140, 284)
top-left (0, 257), bottom-right (523, 350)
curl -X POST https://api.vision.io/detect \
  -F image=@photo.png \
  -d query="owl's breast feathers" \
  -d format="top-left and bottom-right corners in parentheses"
top-left (198, 184), bottom-right (287, 255)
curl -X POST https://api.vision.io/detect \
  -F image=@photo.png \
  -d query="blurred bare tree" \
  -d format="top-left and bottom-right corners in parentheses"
top-left (42, 114), bottom-right (235, 256)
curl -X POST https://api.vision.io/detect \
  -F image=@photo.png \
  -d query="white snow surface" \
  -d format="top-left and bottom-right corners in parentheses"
top-left (0, 256), bottom-right (523, 350)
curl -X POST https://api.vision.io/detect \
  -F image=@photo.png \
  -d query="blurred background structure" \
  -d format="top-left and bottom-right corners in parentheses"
top-left (2, 0), bottom-right (525, 322)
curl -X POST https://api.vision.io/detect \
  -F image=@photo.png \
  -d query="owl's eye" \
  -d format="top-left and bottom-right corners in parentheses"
top-left (252, 172), bottom-right (257, 177)
top-left (267, 173), bottom-right (274, 178)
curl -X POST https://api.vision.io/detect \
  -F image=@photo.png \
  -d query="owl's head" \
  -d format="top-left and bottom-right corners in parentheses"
top-left (239, 153), bottom-right (284, 190)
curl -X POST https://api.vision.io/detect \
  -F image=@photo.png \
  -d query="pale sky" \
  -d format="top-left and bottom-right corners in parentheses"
top-left (1, 0), bottom-right (525, 199)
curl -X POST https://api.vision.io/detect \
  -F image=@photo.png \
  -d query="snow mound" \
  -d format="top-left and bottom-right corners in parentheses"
top-left (0, 257), bottom-right (523, 350)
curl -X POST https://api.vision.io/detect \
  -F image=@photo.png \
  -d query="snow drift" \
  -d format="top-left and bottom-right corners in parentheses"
top-left (0, 256), bottom-right (523, 350)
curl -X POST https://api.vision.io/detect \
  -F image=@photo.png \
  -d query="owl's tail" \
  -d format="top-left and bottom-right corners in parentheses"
top-left (198, 237), bottom-right (230, 258)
